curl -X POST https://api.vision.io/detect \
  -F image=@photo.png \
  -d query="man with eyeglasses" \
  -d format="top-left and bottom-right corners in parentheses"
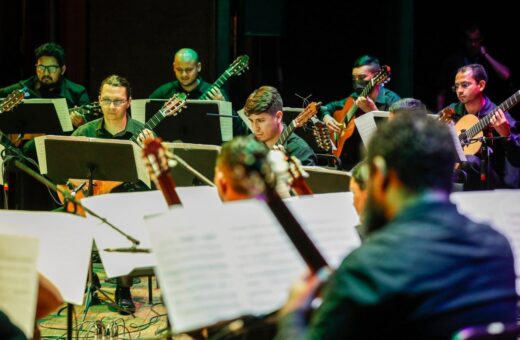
top-left (0, 42), bottom-right (91, 127)
top-left (72, 74), bottom-right (152, 315)
top-left (448, 63), bottom-right (520, 190)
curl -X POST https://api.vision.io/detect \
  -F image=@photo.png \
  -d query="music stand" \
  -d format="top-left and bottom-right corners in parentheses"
top-left (163, 142), bottom-right (221, 186)
top-left (132, 99), bottom-right (233, 145)
top-left (0, 98), bottom-right (73, 135)
top-left (34, 135), bottom-right (150, 317)
top-left (302, 166), bottom-right (351, 194)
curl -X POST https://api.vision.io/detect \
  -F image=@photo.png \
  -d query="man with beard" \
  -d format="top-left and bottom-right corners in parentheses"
top-left (449, 64), bottom-right (520, 189)
top-left (319, 55), bottom-right (400, 170)
top-left (0, 42), bottom-right (90, 127)
top-left (275, 113), bottom-right (517, 339)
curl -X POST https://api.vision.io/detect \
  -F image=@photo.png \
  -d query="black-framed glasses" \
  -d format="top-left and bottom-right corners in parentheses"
top-left (36, 64), bottom-right (60, 73)
top-left (452, 82), bottom-right (474, 92)
top-left (100, 99), bottom-right (128, 107)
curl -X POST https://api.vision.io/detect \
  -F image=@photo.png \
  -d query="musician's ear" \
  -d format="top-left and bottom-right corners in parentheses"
top-left (196, 62), bottom-right (202, 73)
top-left (60, 65), bottom-right (66, 76)
top-left (478, 79), bottom-right (486, 92)
top-left (372, 156), bottom-right (389, 189)
top-left (275, 110), bottom-right (283, 123)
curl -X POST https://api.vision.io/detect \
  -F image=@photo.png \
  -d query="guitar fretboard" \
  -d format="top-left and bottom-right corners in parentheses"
top-left (276, 121), bottom-right (297, 146)
top-left (461, 90), bottom-right (520, 140)
top-left (199, 70), bottom-right (232, 100)
top-left (130, 108), bottom-right (168, 144)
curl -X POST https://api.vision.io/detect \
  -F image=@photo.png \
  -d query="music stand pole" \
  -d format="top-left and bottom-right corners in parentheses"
top-left (479, 137), bottom-right (490, 190)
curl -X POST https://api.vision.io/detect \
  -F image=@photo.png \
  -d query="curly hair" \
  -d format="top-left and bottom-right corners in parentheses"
top-left (35, 42), bottom-right (66, 66)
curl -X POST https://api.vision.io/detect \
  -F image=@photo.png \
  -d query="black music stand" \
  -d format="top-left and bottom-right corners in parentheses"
top-left (302, 166), bottom-right (351, 194)
top-left (133, 99), bottom-right (233, 145)
top-left (0, 98), bottom-right (73, 135)
top-left (35, 135), bottom-right (150, 317)
top-left (163, 142), bottom-right (220, 186)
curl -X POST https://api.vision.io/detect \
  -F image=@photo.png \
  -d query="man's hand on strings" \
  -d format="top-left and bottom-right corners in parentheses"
top-left (323, 115), bottom-right (342, 133)
top-left (490, 108), bottom-right (510, 137)
top-left (355, 96), bottom-right (377, 113)
top-left (206, 88), bottom-right (225, 101)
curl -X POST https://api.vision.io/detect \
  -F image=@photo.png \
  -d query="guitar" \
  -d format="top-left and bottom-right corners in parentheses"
top-left (130, 93), bottom-right (187, 145)
top-left (312, 117), bottom-right (333, 152)
top-left (438, 106), bottom-right (455, 124)
top-left (142, 137), bottom-right (181, 206)
top-left (456, 90), bottom-right (520, 155)
top-left (276, 102), bottom-right (321, 146)
top-left (199, 55), bottom-right (249, 100)
top-left (286, 155), bottom-right (314, 196)
top-left (332, 65), bottom-right (391, 157)
top-left (0, 87), bottom-right (27, 113)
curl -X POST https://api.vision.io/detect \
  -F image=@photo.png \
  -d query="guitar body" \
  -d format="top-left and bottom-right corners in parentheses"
top-left (332, 97), bottom-right (357, 157)
top-left (455, 114), bottom-right (482, 155)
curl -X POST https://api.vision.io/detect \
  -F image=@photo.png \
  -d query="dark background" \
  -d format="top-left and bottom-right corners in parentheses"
top-left (1, 0), bottom-right (518, 114)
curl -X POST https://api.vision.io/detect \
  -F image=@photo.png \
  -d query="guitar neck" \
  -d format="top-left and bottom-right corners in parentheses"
top-left (129, 109), bottom-right (167, 144)
top-left (465, 90), bottom-right (520, 139)
top-left (199, 71), bottom-right (231, 100)
top-left (276, 121), bottom-right (296, 146)
top-left (343, 84), bottom-right (373, 123)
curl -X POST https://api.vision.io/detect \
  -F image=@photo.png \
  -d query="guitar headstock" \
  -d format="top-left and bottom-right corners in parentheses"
top-left (370, 65), bottom-right (391, 87)
top-left (162, 92), bottom-right (187, 117)
top-left (438, 106), bottom-right (455, 124)
top-left (142, 137), bottom-right (181, 205)
top-left (312, 118), bottom-right (332, 152)
top-left (0, 87), bottom-right (27, 113)
top-left (294, 101), bottom-right (322, 128)
top-left (73, 101), bottom-right (102, 118)
top-left (228, 55), bottom-right (250, 76)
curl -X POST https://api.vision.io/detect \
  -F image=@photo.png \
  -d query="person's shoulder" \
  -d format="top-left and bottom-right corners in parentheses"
top-left (72, 118), bottom-right (102, 136)
top-left (62, 77), bottom-right (87, 91)
top-left (149, 81), bottom-right (178, 99)
top-left (382, 87), bottom-right (401, 101)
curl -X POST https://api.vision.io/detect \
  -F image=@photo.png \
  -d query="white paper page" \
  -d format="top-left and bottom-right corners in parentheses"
top-left (175, 186), bottom-right (222, 207)
top-left (218, 101), bottom-right (233, 141)
top-left (0, 211), bottom-right (93, 305)
top-left (355, 112), bottom-right (377, 147)
top-left (34, 135), bottom-right (48, 174)
top-left (286, 192), bottom-right (361, 268)
top-left (52, 98), bottom-right (74, 132)
top-left (130, 99), bottom-right (148, 123)
top-left (0, 143), bottom-right (4, 185)
top-left (236, 108), bottom-right (252, 131)
top-left (132, 142), bottom-right (151, 187)
top-left (451, 190), bottom-right (520, 290)
top-left (0, 234), bottom-right (39, 338)
top-left (145, 199), bottom-right (306, 333)
top-left (82, 190), bottom-right (169, 278)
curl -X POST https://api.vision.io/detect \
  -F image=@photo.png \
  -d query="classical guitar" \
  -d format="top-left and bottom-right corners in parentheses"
top-left (199, 55), bottom-right (249, 100)
top-left (456, 90), bottom-right (520, 155)
top-left (332, 65), bottom-right (391, 157)
top-left (142, 137), bottom-right (181, 206)
top-left (0, 87), bottom-right (26, 113)
top-left (438, 106), bottom-right (455, 124)
top-left (276, 102), bottom-right (321, 146)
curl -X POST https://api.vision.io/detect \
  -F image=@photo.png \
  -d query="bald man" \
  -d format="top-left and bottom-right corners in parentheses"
top-left (149, 48), bottom-right (227, 100)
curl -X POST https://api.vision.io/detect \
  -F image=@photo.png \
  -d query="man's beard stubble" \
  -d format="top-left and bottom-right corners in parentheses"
top-left (362, 192), bottom-right (389, 236)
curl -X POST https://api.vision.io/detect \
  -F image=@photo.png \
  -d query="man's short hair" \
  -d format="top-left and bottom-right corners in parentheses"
top-left (388, 98), bottom-right (428, 116)
top-left (457, 63), bottom-right (488, 83)
top-left (367, 113), bottom-right (455, 193)
top-left (99, 75), bottom-right (132, 98)
top-left (351, 160), bottom-right (369, 190)
top-left (35, 42), bottom-right (66, 66)
top-left (244, 86), bottom-right (283, 117)
top-left (216, 136), bottom-right (269, 194)
top-left (353, 55), bottom-right (381, 73)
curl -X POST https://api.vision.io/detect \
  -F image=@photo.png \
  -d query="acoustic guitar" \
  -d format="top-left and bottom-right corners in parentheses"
top-left (276, 102), bottom-right (321, 146)
top-left (199, 55), bottom-right (249, 100)
top-left (456, 90), bottom-right (520, 155)
top-left (331, 65), bottom-right (391, 157)
top-left (0, 87), bottom-right (27, 113)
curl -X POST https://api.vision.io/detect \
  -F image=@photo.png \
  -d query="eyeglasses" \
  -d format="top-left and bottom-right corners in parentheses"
top-left (100, 99), bottom-right (128, 107)
top-left (451, 82), bottom-right (474, 92)
top-left (36, 64), bottom-right (60, 73)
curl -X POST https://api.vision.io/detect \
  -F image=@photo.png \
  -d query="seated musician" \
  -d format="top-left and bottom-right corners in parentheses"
top-left (72, 74), bottom-right (153, 315)
top-left (276, 113), bottom-right (517, 339)
top-left (243, 86), bottom-right (316, 166)
top-left (319, 55), bottom-right (400, 170)
top-left (448, 64), bottom-right (520, 189)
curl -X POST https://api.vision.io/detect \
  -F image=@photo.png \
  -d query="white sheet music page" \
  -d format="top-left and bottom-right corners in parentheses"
top-left (52, 98), bottom-right (74, 132)
top-left (34, 135), bottom-right (48, 174)
top-left (355, 111), bottom-right (378, 147)
top-left (175, 186), bottom-right (222, 207)
top-left (0, 234), bottom-right (39, 338)
top-left (145, 199), bottom-right (306, 333)
top-left (82, 190), bottom-right (169, 278)
top-left (129, 98), bottom-right (148, 123)
top-left (285, 192), bottom-right (361, 268)
top-left (451, 190), bottom-right (520, 291)
top-left (0, 211), bottom-right (93, 305)
top-left (218, 100), bottom-right (233, 141)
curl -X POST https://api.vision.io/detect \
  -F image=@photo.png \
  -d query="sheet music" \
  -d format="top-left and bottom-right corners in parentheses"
top-left (218, 100), bottom-right (233, 141)
top-left (34, 136), bottom-right (48, 174)
top-left (130, 98), bottom-right (148, 123)
top-left (52, 98), bottom-right (74, 132)
top-left (132, 142), bottom-right (151, 187)
top-left (0, 211), bottom-right (93, 305)
top-left (355, 111), bottom-right (378, 147)
top-left (82, 190), bottom-right (169, 278)
top-left (175, 186), bottom-right (222, 207)
top-left (450, 190), bottom-right (520, 290)
top-left (237, 108), bottom-right (252, 131)
top-left (286, 192), bottom-right (361, 268)
top-left (0, 234), bottom-right (39, 338)
top-left (145, 199), bottom-right (306, 333)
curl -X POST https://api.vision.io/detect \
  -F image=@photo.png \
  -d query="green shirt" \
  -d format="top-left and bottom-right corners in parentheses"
top-left (72, 115), bottom-right (145, 139)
